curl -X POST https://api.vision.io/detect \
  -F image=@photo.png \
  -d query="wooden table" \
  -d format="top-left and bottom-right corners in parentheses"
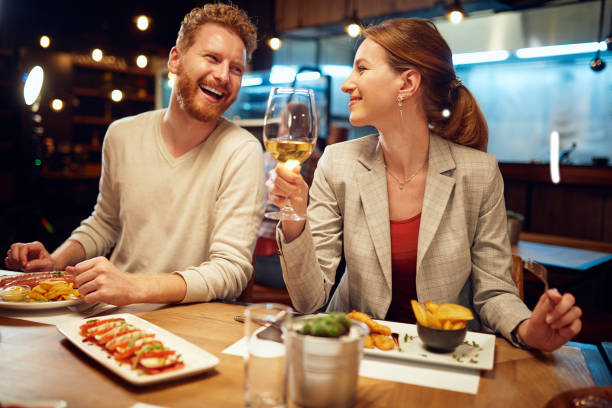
top-left (0, 302), bottom-right (598, 407)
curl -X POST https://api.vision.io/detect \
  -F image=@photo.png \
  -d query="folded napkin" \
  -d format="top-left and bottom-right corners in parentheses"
top-left (222, 337), bottom-right (480, 394)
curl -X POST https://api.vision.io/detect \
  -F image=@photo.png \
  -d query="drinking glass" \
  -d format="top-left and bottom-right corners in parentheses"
top-left (263, 87), bottom-right (318, 221)
top-left (244, 303), bottom-right (292, 408)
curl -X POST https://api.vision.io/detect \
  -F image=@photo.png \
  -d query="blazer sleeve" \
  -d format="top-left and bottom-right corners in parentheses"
top-left (277, 148), bottom-right (344, 313)
top-left (470, 157), bottom-right (532, 343)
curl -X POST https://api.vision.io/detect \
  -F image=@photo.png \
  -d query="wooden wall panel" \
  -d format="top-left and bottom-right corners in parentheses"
top-left (604, 192), bottom-right (612, 242)
top-left (503, 181), bottom-right (528, 217)
top-left (529, 185), bottom-right (605, 240)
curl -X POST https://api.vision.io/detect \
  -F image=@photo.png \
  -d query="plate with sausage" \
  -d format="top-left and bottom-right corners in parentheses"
top-left (0, 270), bottom-right (84, 310)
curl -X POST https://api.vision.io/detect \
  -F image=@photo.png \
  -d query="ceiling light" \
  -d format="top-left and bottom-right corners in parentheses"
top-left (446, 1), bottom-right (466, 24)
top-left (136, 15), bottom-right (150, 31)
top-left (453, 50), bottom-right (510, 65)
top-left (268, 36), bottom-right (282, 51)
top-left (24, 66), bottom-right (44, 106)
top-left (39, 35), bottom-right (50, 48)
top-left (516, 42), bottom-right (605, 58)
top-left (91, 48), bottom-right (103, 62)
top-left (344, 8), bottom-right (362, 38)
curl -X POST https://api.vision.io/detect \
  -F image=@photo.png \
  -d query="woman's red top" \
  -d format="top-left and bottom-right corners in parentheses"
top-left (385, 212), bottom-right (421, 324)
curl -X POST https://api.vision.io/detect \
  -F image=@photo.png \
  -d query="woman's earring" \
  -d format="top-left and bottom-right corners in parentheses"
top-left (397, 95), bottom-right (403, 107)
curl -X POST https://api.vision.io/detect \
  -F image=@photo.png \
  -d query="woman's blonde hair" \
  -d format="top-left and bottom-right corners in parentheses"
top-left (364, 18), bottom-right (488, 151)
top-left (177, 3), bottom-right (257, 60)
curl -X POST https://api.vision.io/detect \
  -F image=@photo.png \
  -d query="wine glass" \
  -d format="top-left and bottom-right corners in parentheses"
top-left (263, 87), bottom-right (318, 221)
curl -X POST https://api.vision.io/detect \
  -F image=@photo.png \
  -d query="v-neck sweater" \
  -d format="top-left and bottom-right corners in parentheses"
top-left (69, 109), bottom-right (265, 302)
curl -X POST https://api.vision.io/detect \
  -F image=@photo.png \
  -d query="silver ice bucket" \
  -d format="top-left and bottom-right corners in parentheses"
top-left (283, 315), bottom-right (369, 408)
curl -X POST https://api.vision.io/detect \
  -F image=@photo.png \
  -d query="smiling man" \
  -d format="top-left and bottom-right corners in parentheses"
top-left (5, 4), bottom-right (264, 306)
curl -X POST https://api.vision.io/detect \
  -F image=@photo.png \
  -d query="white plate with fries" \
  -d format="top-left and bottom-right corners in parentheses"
top-left (364, 320), bottom-right (496, 371)
top-left (0, 297), bottom-right (84, 310)
top-left (57, 313), bottom-right (220, 385)
top-left (0, 280), bottom-right (84, 310)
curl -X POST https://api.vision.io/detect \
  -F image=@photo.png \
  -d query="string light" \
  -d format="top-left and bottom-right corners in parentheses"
top-left (136, 55), bottom-right (148, 68)
top-left (51, 99), bottom-right (64, 111)
top-left (40, 35), bottom-right (50, 48)
top-left (91, 48), bottom-right (103, 62)
top-left (136, 15), bottom-right (150, 31)
top-left (111, 89), bottom-right (124, 102)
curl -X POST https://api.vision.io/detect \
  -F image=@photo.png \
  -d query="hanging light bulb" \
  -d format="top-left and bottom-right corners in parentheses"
top-left (39, 35), bottom-right (51, 48)
top-left (136, 15), bottom-right (150, 31)
top-left (446, 0), bottom-right (466, 24)
top-left (111, 89), bottom-right (124, 102)
top-left (136, 55), bottom-right (148, 68)
top-left (91, 48), bottom-right (103, 62)
top-left (344, 7), bottom-right (362, 38)
top-left (268, 36), bottom-right (282, 51)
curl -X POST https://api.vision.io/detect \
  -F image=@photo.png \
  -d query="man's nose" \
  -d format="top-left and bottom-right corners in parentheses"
top-left (212, 62), bottom-right (230, 84)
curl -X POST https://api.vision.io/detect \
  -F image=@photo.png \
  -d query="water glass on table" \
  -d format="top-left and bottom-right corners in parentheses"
top-left (244, 303), bottom-right (292, 408)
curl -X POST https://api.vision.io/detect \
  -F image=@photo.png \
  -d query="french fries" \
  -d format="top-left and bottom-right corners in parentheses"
top-left (26, 280), bottom-right (81, 302)
top-left (347, 310), bottom-right (394, 351)
top-left (411, 300), bottom-right (473, 330)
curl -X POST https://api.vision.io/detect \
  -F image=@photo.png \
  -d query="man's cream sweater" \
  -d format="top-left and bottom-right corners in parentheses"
top-left (69, 109), bottom-right (264, 302)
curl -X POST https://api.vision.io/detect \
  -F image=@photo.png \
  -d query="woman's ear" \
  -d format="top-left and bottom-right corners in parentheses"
top-left (399, 68), bottom-right (421, 98)
top-left (168, 46), bottom-right (181, 74)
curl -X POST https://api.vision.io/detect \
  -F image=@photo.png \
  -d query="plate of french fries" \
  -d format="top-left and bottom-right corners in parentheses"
top-left (349, 307), bottom-right (496, 370)
top-left (0, 280), bottom-right (83, 310)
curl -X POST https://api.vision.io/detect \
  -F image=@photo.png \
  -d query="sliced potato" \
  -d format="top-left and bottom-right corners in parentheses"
top-left (426, 310), bottom-right (442, 329)
top-left (410, 300), bottom-right (428, 327)
top-left (424, 301), bottom-right (440, 314)
top-left (434, 303), bottom-right (474, 322)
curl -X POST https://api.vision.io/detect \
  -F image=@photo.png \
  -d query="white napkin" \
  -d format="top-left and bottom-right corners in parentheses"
top-left (222, 337), bottom-right (480, 394)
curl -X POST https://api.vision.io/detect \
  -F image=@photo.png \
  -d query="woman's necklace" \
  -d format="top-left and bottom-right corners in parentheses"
top-left (385, 160), bottom-right (427, 190)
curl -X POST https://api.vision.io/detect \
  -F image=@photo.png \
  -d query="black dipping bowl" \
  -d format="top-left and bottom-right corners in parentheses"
top-left (417, 323), bottom-right (467, 353)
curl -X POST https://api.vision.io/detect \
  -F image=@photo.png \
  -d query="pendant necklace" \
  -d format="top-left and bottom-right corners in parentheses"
top-left (385, 160), bottom-right (427, 190)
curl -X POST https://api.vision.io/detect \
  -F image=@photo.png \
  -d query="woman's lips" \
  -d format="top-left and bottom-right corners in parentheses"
top-left (348, 98), bottom-right (361, 108)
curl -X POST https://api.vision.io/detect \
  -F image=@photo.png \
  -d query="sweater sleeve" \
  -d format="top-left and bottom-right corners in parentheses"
top-left (68, 125), bottom-right (121, 258)
top-left (176, 139), bottom-right (264, 302)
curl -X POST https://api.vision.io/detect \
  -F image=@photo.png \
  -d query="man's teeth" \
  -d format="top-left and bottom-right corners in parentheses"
top-left (201, 86), bottom-right (223, 97)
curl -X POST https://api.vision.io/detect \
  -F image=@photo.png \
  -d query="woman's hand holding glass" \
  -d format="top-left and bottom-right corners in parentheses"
top-left (263, 87), bottom-right (318, 221)
top-left (265, 163), bottom-right (310, 242)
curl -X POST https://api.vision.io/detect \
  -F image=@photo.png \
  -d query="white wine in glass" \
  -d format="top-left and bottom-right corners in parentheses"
top-left (263, 87), bottom-right (318, 221)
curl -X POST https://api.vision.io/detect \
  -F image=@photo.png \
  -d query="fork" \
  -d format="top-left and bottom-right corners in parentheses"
top-left (523, 259), bottom-right (550, 300)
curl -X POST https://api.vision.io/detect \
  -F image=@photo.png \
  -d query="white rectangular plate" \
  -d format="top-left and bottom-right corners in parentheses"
top-left (364, 320), bottom-right (496, 370)
top-left (57, 313), bottom-right (219, 385)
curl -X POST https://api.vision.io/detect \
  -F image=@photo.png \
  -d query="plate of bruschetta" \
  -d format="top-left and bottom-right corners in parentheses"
top-left (56, 313), bottom-right (219, 385)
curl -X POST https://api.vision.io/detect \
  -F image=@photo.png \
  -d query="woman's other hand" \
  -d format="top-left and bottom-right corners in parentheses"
top-left (518, 288), bottom-right (582, 352)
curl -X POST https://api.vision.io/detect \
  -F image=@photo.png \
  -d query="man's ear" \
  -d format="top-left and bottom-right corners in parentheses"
top-left (399, 68), bottom-right (421, 98)
top-left (168, 46), bottom-right (181, 74)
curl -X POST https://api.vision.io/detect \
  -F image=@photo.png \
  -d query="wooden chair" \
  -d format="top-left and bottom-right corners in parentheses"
top-left (237, 252), bottom-right (293, 307)
top-left (512, 254), bottom-right (525, 300)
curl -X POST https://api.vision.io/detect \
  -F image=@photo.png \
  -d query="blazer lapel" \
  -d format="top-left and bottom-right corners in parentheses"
top-left (357, 139), bottom-right (392, 290)
top-left (417, 134), bottom-right (456, 272)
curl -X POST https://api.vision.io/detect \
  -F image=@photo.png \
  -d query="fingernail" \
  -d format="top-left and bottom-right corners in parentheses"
top-left (551, 288), bottom-right (560, 296)
top-left (546, 314), bottom-right (553, 324)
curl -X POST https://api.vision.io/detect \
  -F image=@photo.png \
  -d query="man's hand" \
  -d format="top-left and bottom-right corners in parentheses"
top-left (69, 256), bottom-right (187, 306)
top-left (518, 288), bottom-right (582, 352)
top-left (5, 242), bottom-right (56, 272)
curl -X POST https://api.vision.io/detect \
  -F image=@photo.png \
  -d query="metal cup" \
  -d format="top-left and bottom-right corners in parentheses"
top-left (244, 303), bottom-right (292, 408)
top-left (284, 315), bottom-right (369, 408)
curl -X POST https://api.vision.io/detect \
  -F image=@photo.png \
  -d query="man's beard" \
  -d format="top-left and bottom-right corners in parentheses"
top-left (174, 65), bottom-right (233, 123)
